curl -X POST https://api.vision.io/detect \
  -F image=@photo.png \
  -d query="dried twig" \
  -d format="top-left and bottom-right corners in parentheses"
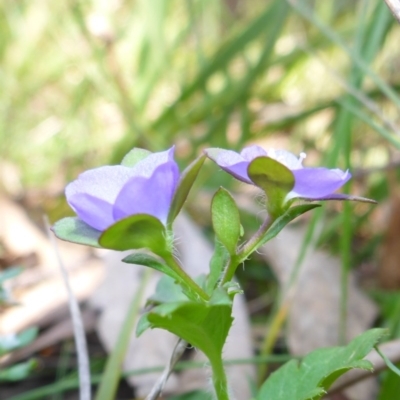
top-left (45, 216), bottom-right (91, 400)
top-left (145, 339), bottom-right (188, 400)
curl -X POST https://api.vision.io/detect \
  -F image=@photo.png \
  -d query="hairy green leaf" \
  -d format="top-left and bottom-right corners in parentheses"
top-left (52, 217), bottom-right (101, 248)
top-left (257, 328), bottom-right (387, 400)
top-left (144, 288), bottom-right (233, 364)
top-left (168, 154), bottom-right (206, 227)
top-left (99, 214), bottom-right (168, 256)
top-left (123, 253), bottom-right (180, 282)
top-left (211, 188), bottom-right (241, 256)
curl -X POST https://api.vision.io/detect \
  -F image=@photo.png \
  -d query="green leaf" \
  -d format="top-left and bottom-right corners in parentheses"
top-left (123, 252), bottom-right (180, 282)
top-left (0, 267), bottom-right (23, 284)
top-left (259, 204), bottom-right (321, 247)
top-left (211, 188), bottom-right (241, 255)
top-left (147, 275), bottom-right (189, 305)
top-left (123, 252), bottom-right (206, 303)
top-left (378, 364), bottom-right (400, 400)
top-left (206, 238), bottom-right (229, 294)
top-left (0, 327), bottom-right (38, 356)
top-left (257, 328), bottom-right (387, 400)
top-left (167, 154), bottom-right (206, 227)
top-left (99, 214), bottom-right (169, 256)
top-left (169, 390), bottom-right (213, 400)
top-left (145, 289), bottom-right (233, 364)
top-left (120, 147), bottom-right (151, 167)
top-left (52, 217), bottom-right (101, 248)
top-left (247, 157), bottom-right (294, 217)
top-left (0, 359), bottom-right (38, 382)
top-left (136, 313), bottom-right (152, 337)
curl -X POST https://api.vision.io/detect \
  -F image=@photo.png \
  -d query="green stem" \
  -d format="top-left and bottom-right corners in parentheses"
top-left (210, 357), bottom-right (230, 400)
top-left (220, 216), bottom-right (274, 285)
top-left (163, 254), bottom-right (210, 302)
top-left (237, 215), bottom-right (273, 258)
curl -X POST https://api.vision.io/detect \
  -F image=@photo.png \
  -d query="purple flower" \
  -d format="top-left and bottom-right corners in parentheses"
top-left (66, 147), bottom-right (179, 231)
top-left (205, 145), bottom-right (351, 201)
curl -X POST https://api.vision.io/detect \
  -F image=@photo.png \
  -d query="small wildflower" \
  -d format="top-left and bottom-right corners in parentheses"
top-left (205, 145), bottom-right (352, 202)
top-left (66, 147), bottom-right (179, 231)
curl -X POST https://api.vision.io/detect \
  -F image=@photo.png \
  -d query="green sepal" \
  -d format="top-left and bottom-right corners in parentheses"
top-left (52, 217), bottom-right (102, 248)
top-left (259, 204), bottom-right (320, 247)
top-left (99, 214), bottom-right (169, 256)
top-left (142, 287), bottom-right (234, 364)
top-left (247, 156), bottom-right (294, 218)
top-left (121, 147), bottom-right (151, 167)
top-left (167, 154), bottom-right (206, 227)
top-left (123, 253), bottom-right (180, 282)
top-left (257, 328), bottom-right (387, 400)
top-left (211, 187), bottom-right (241, 255)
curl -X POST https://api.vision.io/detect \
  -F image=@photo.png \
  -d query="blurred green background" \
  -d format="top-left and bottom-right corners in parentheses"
top-left (1, 0), bottom-right (400, 398)
top-left (2, 0), bottom-right (399, 192)
top-left (2, 0), bottom-right (399, 288)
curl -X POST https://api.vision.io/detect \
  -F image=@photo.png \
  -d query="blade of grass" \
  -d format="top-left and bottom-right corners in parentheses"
top-left (337, 97), bottom-right (400, 149)
top-left (286, 0), bottom-right (400, 110)
top-left (334, 0), bottom-right (392, 344)
top-left (153, 0), bottom-right (289, 135)
top-left (9, 354), bottom-right (293, 400)
top-left (258, 0), bottom-right (392, 378)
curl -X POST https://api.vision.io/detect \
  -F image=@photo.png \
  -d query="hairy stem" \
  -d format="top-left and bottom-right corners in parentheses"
top-left (210, 357), bottom-right (230, 400)
top-left (220, 215), bottom-right (274, 285)
top-left (163, 254), bottom-right (210, 302)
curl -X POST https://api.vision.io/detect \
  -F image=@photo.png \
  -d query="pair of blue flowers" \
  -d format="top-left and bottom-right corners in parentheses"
top-left (66, 146), bottom-right (352, 233)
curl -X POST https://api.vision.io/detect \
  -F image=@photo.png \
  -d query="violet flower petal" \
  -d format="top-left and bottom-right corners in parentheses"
top-left (205, 148), bottom-right (253, 183)
top-left (291, 168), bottom-right (351, 199)
top-left (219, 161), bottom-right (253, 184)
top-left (113, 161), bottom-right (179, 225)
top-left (129, 147), bottom-right (176, 179)
top-left (66, 165), bottom-right (136, 231)
top-left (240, 145), bottom-right (267, 161)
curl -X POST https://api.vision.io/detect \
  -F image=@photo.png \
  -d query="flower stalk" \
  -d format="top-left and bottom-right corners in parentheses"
top-left (220, 215), bottom-right (274, 286)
